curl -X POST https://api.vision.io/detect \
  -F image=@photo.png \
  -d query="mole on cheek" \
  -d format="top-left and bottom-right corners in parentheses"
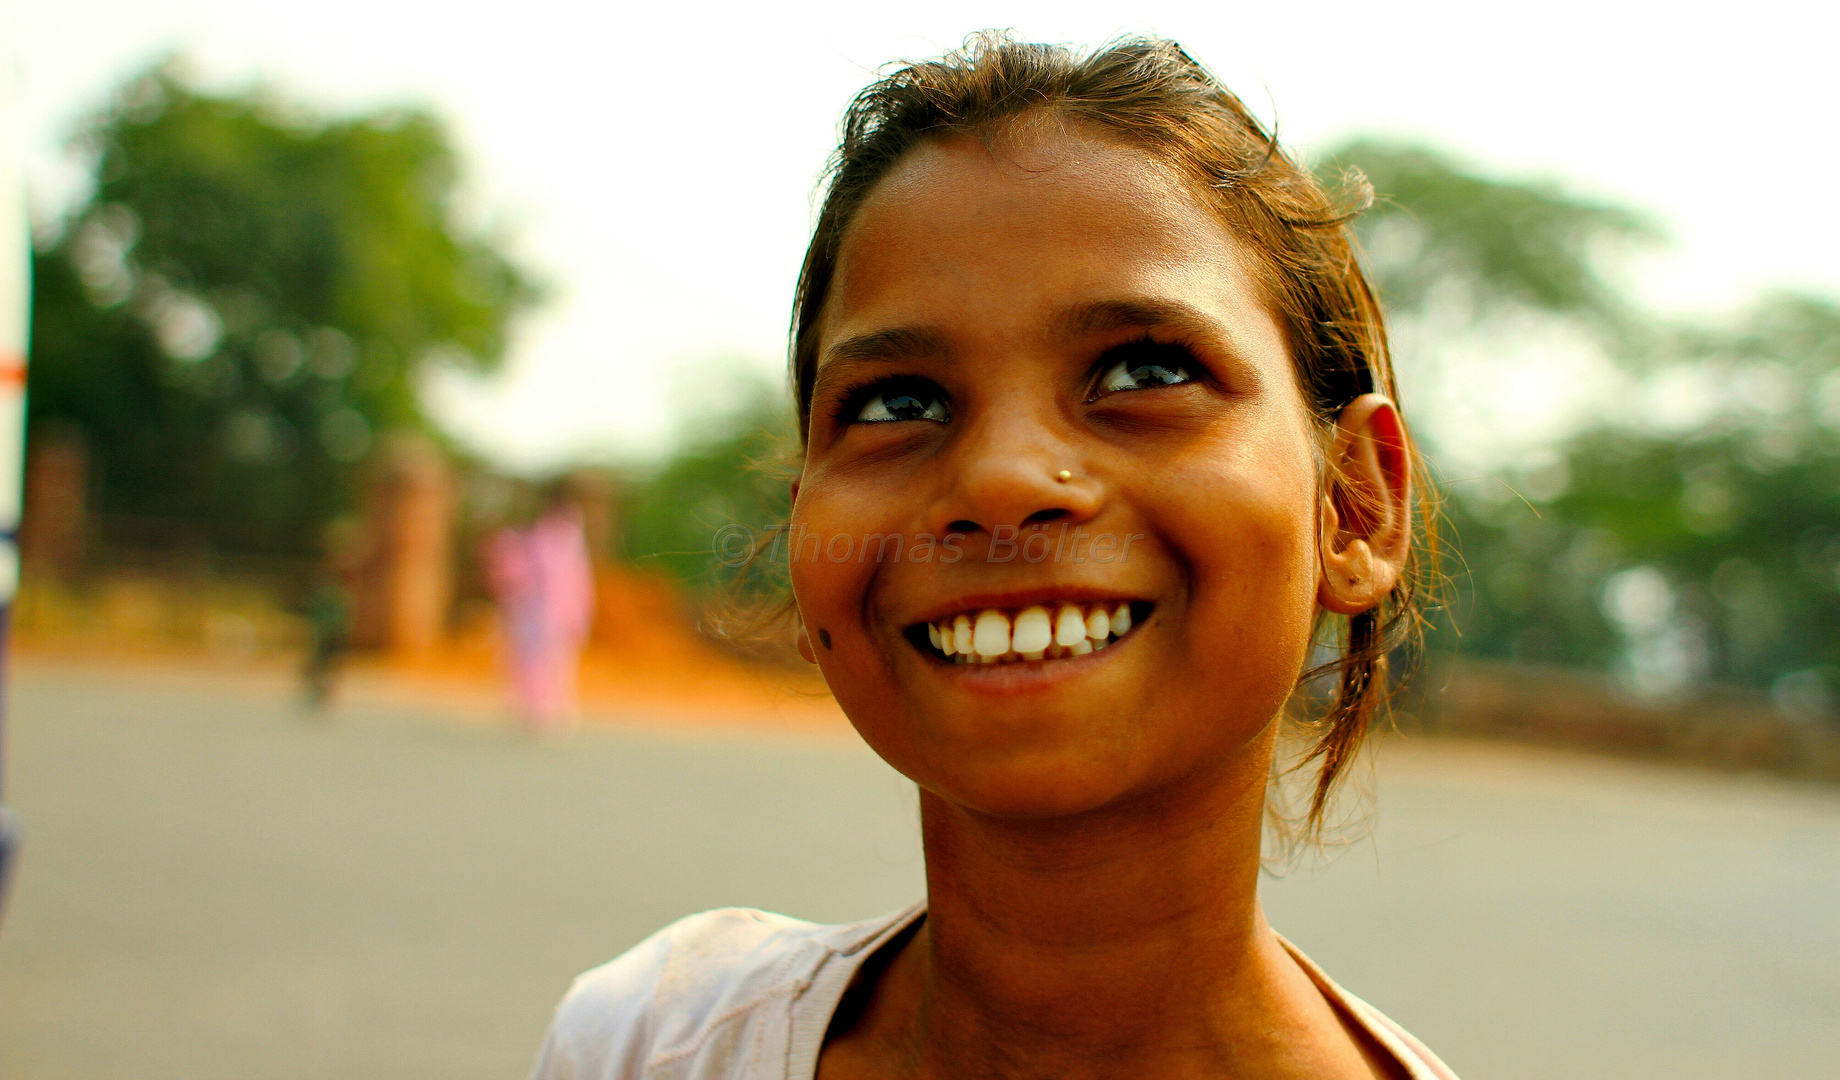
top-left (819, 629), bottom-right (832, 649)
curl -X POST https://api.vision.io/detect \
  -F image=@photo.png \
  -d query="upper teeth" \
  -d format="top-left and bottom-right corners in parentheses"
top-left (929, 602), bottom-right (1134, 664)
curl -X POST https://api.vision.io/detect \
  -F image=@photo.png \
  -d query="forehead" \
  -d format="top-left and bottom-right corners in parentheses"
top-left (821, 121), bottom-right (1278, 355)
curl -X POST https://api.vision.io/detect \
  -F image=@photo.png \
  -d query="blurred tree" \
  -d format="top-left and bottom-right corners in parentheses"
top-left (1330, 140), bottom-right (1840, 711)
top-left (1448, 295), bottom-right (1840, 705)
top-left (27, 60), bottom-right (537, 563)
top-left (619, 376), bottom-right (793, 594)
top-left (1327, 139), bottom-right (1662, 336)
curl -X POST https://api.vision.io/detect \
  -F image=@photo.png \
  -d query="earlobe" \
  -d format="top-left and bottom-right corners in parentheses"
top-left (1318, 496), bottom-right (1389, 615)
top-left (1317, 394), bottom-right (1412, 616)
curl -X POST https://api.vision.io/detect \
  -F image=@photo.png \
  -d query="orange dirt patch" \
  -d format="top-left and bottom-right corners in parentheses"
top-left (372, 564), bottom-right (848, 734)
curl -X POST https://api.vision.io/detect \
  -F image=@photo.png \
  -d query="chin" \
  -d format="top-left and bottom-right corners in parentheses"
top-left (870, 705), bottom-right (1153, 820)
top-left (929, 760), bottom-right (1141, 820)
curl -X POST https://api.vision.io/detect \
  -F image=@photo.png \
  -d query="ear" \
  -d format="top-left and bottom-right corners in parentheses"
top-left (1318, 394), bottom-right (1412, 616)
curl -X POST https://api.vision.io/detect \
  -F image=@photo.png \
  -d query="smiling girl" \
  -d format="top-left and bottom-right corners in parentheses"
top-left (530, 35), bottom-right (1452, 1080)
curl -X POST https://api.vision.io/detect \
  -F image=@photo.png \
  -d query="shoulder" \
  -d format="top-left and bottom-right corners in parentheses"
top-left (1275, 934), bottom-right (1462, 1080)
top-left (528, 907), bottom-right (904, 1080)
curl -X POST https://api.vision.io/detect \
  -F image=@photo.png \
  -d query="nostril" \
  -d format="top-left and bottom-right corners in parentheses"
top-left (947, 520), bottom-right (979, 534)
top-left (1023, 508), bottom-right (1067, 525)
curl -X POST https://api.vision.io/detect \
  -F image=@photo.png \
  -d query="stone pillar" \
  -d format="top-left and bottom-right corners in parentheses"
top-left (19, 424), bottom-right (88, 583)
top-left (566, 467), bottom-right (620, 565)
top-left (351, 433), bottom-right (454, 656)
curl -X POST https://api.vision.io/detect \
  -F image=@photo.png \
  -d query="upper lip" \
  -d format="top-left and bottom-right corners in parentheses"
top-left (905, 586), bottom-right (1148, 628)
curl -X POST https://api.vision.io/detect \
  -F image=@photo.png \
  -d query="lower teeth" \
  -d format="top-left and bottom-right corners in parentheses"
top-left (949, 640), bottom-right (1116, 664)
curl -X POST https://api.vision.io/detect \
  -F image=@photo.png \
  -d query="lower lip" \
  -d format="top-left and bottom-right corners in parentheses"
top-left (923, 629), bottom-right (1137, 695)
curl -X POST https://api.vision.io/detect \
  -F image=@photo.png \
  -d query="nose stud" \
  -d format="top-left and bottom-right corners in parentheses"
top-left (1056, 470), bottom-right (1072, 483)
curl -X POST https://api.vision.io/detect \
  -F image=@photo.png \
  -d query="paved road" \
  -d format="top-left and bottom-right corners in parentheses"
top-left (1, 661), bottom-right (1835, 1079)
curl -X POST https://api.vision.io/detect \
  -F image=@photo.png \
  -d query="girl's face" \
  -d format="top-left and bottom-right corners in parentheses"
top-left (792, 123), bottom-right (1325, 819)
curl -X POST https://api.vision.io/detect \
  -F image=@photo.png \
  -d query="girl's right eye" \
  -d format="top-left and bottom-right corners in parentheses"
top-left (847, 379), bottom-right (951, 424)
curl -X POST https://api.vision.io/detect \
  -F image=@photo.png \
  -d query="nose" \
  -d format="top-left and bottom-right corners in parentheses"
top-left (929, 408), bottom-right (1101, 536)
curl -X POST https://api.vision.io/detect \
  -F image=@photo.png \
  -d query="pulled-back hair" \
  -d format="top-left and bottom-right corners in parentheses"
top-left (788, 33), bottom-right (1434, 840)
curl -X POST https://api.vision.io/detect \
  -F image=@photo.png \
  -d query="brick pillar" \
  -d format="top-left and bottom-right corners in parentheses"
top-left (351, 433), bottom-right (453, 656)
top-left (19, 424), bottom-right (87, 583)
top-left (566, 468), bottom-right (620, 566)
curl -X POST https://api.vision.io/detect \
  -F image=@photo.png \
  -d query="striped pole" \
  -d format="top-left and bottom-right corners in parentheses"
top-left (0, 53), bottom-right (27, 917)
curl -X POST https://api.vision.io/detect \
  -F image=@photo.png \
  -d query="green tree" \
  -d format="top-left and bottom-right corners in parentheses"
top-left (28, 60), bottom-right (537, 562)
top-left (1329, 140), bottom-right (1840, 710)
top-left (620, 376), bottom-right (794, 594)
top-left (1327, 139), bottom-right (1661, 336)
top-left (1449, 295), bottom-right (1840, 702)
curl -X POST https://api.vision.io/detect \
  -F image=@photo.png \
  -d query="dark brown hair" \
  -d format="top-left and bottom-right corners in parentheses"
top-left (788, 33), bottom-right (1433, 838)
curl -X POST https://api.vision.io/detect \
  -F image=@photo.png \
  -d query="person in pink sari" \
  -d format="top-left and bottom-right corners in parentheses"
top-left (483, 498), bottom-right (595, 731)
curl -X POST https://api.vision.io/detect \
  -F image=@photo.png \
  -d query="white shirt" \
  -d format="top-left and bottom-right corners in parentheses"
top-left (528, 904), bottom-right (1460, 1080)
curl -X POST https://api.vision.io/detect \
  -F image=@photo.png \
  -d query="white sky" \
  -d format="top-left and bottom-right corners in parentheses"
top-left (9, 0), bottom-right (1839, 473)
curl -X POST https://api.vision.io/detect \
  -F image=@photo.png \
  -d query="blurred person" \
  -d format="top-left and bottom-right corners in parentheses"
top-left (483, 488), bottom-right (595, 732)
top-left (531, 35), bottom-right (1449, 1080)
top-left (300, 519), bottom-right (362, 713)
top-left (300, 569), bottom-right (352, 713)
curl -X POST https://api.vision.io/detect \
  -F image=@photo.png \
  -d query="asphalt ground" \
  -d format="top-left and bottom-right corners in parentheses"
top-left (0, 660), bottom-right (1835, 1079)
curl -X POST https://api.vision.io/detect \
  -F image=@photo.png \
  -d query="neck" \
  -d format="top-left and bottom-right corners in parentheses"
top-left (828, 724), bottom-right (1367, 1080)
top-left (926, 746), bottom-right (1269, 1041)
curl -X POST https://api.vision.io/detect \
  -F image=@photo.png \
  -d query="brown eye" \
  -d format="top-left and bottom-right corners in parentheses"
top-left (1097, 358), bottom-right (1192, 394)
top-left (1091, 339), bottom-right (1196, 397)
top-left (859, 391), bottom-right (949, 422)
top-left (848, 377), bottom-right (951, 423)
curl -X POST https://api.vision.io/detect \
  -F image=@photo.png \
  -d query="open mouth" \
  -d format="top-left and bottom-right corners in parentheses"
top-left (905, 601), bottom-right (1155, 665)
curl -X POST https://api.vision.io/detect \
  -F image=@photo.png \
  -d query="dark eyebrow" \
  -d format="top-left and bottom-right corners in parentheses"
top-left (822, 325), bottom-right (951, 368)
top-left (1053, 298), bottom-right (1225, 342)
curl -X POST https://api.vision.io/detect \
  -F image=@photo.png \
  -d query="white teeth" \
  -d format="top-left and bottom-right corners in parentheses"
top-left (1011, 606), bottom-right (1053, 654)
top-left (973, 609), bottom-right (1011, 657)
top-left (1085, 608), bottom-right (1110, 641)
top-left (930, 601), bottom-right (1140, 665)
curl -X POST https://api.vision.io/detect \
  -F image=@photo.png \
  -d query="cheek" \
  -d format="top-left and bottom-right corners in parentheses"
top-left (786, 480), bottom-right (927, 766)
top-left (1160, 429), bottom-right (1321, 686)
top-left (787, 487), bottom-right (858, 628)
top-left (786, 467), bottom-right (909, 645)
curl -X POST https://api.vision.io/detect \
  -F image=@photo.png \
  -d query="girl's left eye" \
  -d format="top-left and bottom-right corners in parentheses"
top-left (1092, 340), bottom-right (1197, 396)
top-left (852, 381), bottom-right (950, 423)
